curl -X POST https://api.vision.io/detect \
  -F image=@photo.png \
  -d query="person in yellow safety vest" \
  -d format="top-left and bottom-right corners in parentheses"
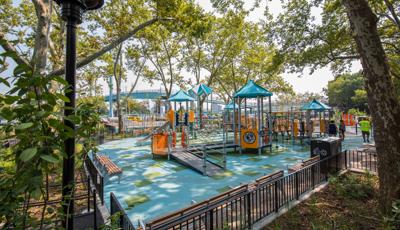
top-left (359, 117), bottom-right (371, 143)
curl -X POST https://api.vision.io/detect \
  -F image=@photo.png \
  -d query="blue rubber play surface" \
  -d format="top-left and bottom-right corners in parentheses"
top-left (97, 134), bottom-right (365, 224)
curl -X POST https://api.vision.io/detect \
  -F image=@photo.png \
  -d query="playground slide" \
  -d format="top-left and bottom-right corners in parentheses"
top-left (137, 121), bottom-right (170, 142)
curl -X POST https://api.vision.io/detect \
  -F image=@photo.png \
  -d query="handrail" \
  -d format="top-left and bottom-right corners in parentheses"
top-left (85, 156), bottom-right (104, 205)
top-left (110, 192), bottom-right (136, 230)
top-left (146, 152), bottom-right (348, 230)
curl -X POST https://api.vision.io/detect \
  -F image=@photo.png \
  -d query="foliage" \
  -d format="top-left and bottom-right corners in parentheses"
top-left (326, 72), bottom-right (368, 112)
top-left (275, 91), bottom-right (325, 107)
top-left (328, 173), bottom-right (375, 200)
top-left (126, 98), bottom-right (149, 114)
top-left (384, 200), bottom-right (400, 229)
top-left (347, 108), bottom-right (367, 116)
top-left (0, 48), bottom-right (100, 227)
top-left (77, 96), bottom-right (107, 115)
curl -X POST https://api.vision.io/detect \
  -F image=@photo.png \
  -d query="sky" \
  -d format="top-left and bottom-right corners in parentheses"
top-left (1, 0), bottom-right (362, 96)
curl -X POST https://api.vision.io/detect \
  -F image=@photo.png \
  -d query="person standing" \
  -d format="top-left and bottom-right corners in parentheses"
top-left (328, 120), bottom-right (338, 137)
top-left (339, 119), bottom-right (346, 140)
top-left (359, 117), bottom-right (371, 143)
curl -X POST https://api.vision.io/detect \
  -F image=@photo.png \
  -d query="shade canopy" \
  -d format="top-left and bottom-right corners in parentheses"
top-left (224, 101), bottom-right (239, 110)
top-left (301, 99), bottom-right (331, 111)
top-left (233, 80), bottom-right (272, 98)
top-left (168, 89), bottom-right (195, 102)
top-left (189, 83), bottom-right (213, 97)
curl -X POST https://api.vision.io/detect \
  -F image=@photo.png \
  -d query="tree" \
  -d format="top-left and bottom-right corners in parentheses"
top-left (342, 0), bottom-right (400, 213)
top-left (213, 0), bottom-right (400, 213)
top-left (326, 72), bottom-right (368, 112)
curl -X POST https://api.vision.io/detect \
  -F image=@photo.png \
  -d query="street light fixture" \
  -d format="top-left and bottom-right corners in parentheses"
top-left (53, 0), bottom-right (103, 229)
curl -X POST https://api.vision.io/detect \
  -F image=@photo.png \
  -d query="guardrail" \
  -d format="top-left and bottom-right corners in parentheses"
top-left (346, 149), bottom-right (378, 173)
top-left (145, 152), bottom-right (346, 230)
top-left (110, 192), bottom-right (136, 230)
top-left (112, 149), bottom-right (377, 230)
top-left (85, 157), bottom-right (104, 205)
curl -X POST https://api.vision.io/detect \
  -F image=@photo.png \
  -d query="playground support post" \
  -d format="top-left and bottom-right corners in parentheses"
top-left (202, 145), bottom-right (207, 176)
top-left (268, 96), bottom-right (272, 150)
top-left (261, 97), bottom-right (264, 146)
top-left (222, 113), bottom-right (227, 170)
top-left (290, 106), bottom-right (294, 141)
top-left (167, 129), bottom-right (171, 161)
top-left (257, 97), bottom-right (262, 156)
top-left (232, 99), bottom-right (236, 145)
top-left (238, 98), bottom-right (242, 154)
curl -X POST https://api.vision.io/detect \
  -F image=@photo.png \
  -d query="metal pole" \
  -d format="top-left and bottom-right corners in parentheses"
top-left (223, 113), bottom-right (227, 169)
top-left (257, 97), bottom-right (261, 155)
top-left (61, 3), bottom-right (83, 229)
top-left (238, 98), bottom-right (242, 154)
top-left (268, 96), bottom-right (272, 150)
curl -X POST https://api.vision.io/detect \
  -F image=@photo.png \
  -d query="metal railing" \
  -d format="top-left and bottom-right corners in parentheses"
top-left (85, 157), bottom-right (104, 205)
top-left (145, 152), bottom-right (347, 230)
top-left (110, 192), bottom-right (136, 230)
top-left (110, 149), bottom-right (377, 230)
top-left (346, 149), bottom-right (378, 173)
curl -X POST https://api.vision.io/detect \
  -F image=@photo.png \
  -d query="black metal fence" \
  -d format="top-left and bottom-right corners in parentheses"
top-left (109, 149), bottom-right (377, 230)
top-left (346, 149), bottom-right (378, 173)
top-left (85, 157), bottom-right (104, 205)
top-left (145, 152), bottom-right (347, 230)
top-left (110, 192), bottom-right (136, 230)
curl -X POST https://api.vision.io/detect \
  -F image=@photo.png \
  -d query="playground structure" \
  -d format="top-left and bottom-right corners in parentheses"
top-left (300, 99), bottom-right (332, 138)
top-left (150, 87), bottom-right (228, 176)
top-left (232, 80), bottom-right (273, 155)
top-left (140, 81), bottom-right (335, 176)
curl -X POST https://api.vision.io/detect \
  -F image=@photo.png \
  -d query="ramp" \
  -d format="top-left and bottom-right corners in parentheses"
top-left (169, 148), bottom-right (224, 177)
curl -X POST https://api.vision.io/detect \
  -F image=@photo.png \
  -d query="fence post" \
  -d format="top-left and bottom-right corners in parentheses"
top-left (209, 209), bottom-right (214, 230)
top-left (246, 191), bottom-right (252, 228)
top-left (87, 177), bottom-right (90, 212)
top-left (311, 165), bottom-right (315, 189)
top-left (344, 150), bottom-right (348, 169)
top-left (295, 172), bottom-right (299, 200)
top-left (100, 176), bottom-right (104, 205)
top-left (93, 189), bottom-right (97, 230)
top-left (274, 180), bottom-right (279, 213)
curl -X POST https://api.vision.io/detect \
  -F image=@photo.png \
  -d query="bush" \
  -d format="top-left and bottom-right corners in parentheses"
top-left (329, 173), bottom-right (375, 200)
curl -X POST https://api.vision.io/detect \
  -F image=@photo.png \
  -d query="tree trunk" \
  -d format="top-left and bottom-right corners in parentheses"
top-left (114, 45), bottom-right (124, 134)
top-left (343, 0), bottom-right (400, 214)
top-left (32, 0), bottom-right (52, 75)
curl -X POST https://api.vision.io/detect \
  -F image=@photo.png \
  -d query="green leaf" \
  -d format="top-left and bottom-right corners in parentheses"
top-left (15, 122), bottom-right (33, 130)
top-left (20, 147), bottom-right (38, 162)
top-left (13, 64), bottom-right (30, 75)
top-left (0, 77), bottom-right (10, 87)
top-left (51, 76), bottom-right (68, 85)
top-left (56, 93), bottom-right (70, 103)
top-left (40, 155), bottom-right (59, 163)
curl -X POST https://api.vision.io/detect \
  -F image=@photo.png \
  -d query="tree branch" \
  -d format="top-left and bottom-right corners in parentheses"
top-left (0, 32), bottom-right (32, 68)
top-left (384, 0), bottom-right (400, 30)
top-left (47, 17), bottom-right (173, 77)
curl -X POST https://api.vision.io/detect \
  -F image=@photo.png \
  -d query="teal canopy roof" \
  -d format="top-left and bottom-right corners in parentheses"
top-left (301, 99), bottom-right (331, 111)
top-left (233, 80), bottom-right (272, 98)
top-left (189, 83), bottom-right (213, 97)
top-left (168, 89), bottom-right (195, 102)
top-left (224, 101), bottom-right (239, 110)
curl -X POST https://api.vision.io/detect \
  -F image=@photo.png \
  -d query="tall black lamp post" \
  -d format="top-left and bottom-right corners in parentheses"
top-left (54, 0), bottom-right (103, 229)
